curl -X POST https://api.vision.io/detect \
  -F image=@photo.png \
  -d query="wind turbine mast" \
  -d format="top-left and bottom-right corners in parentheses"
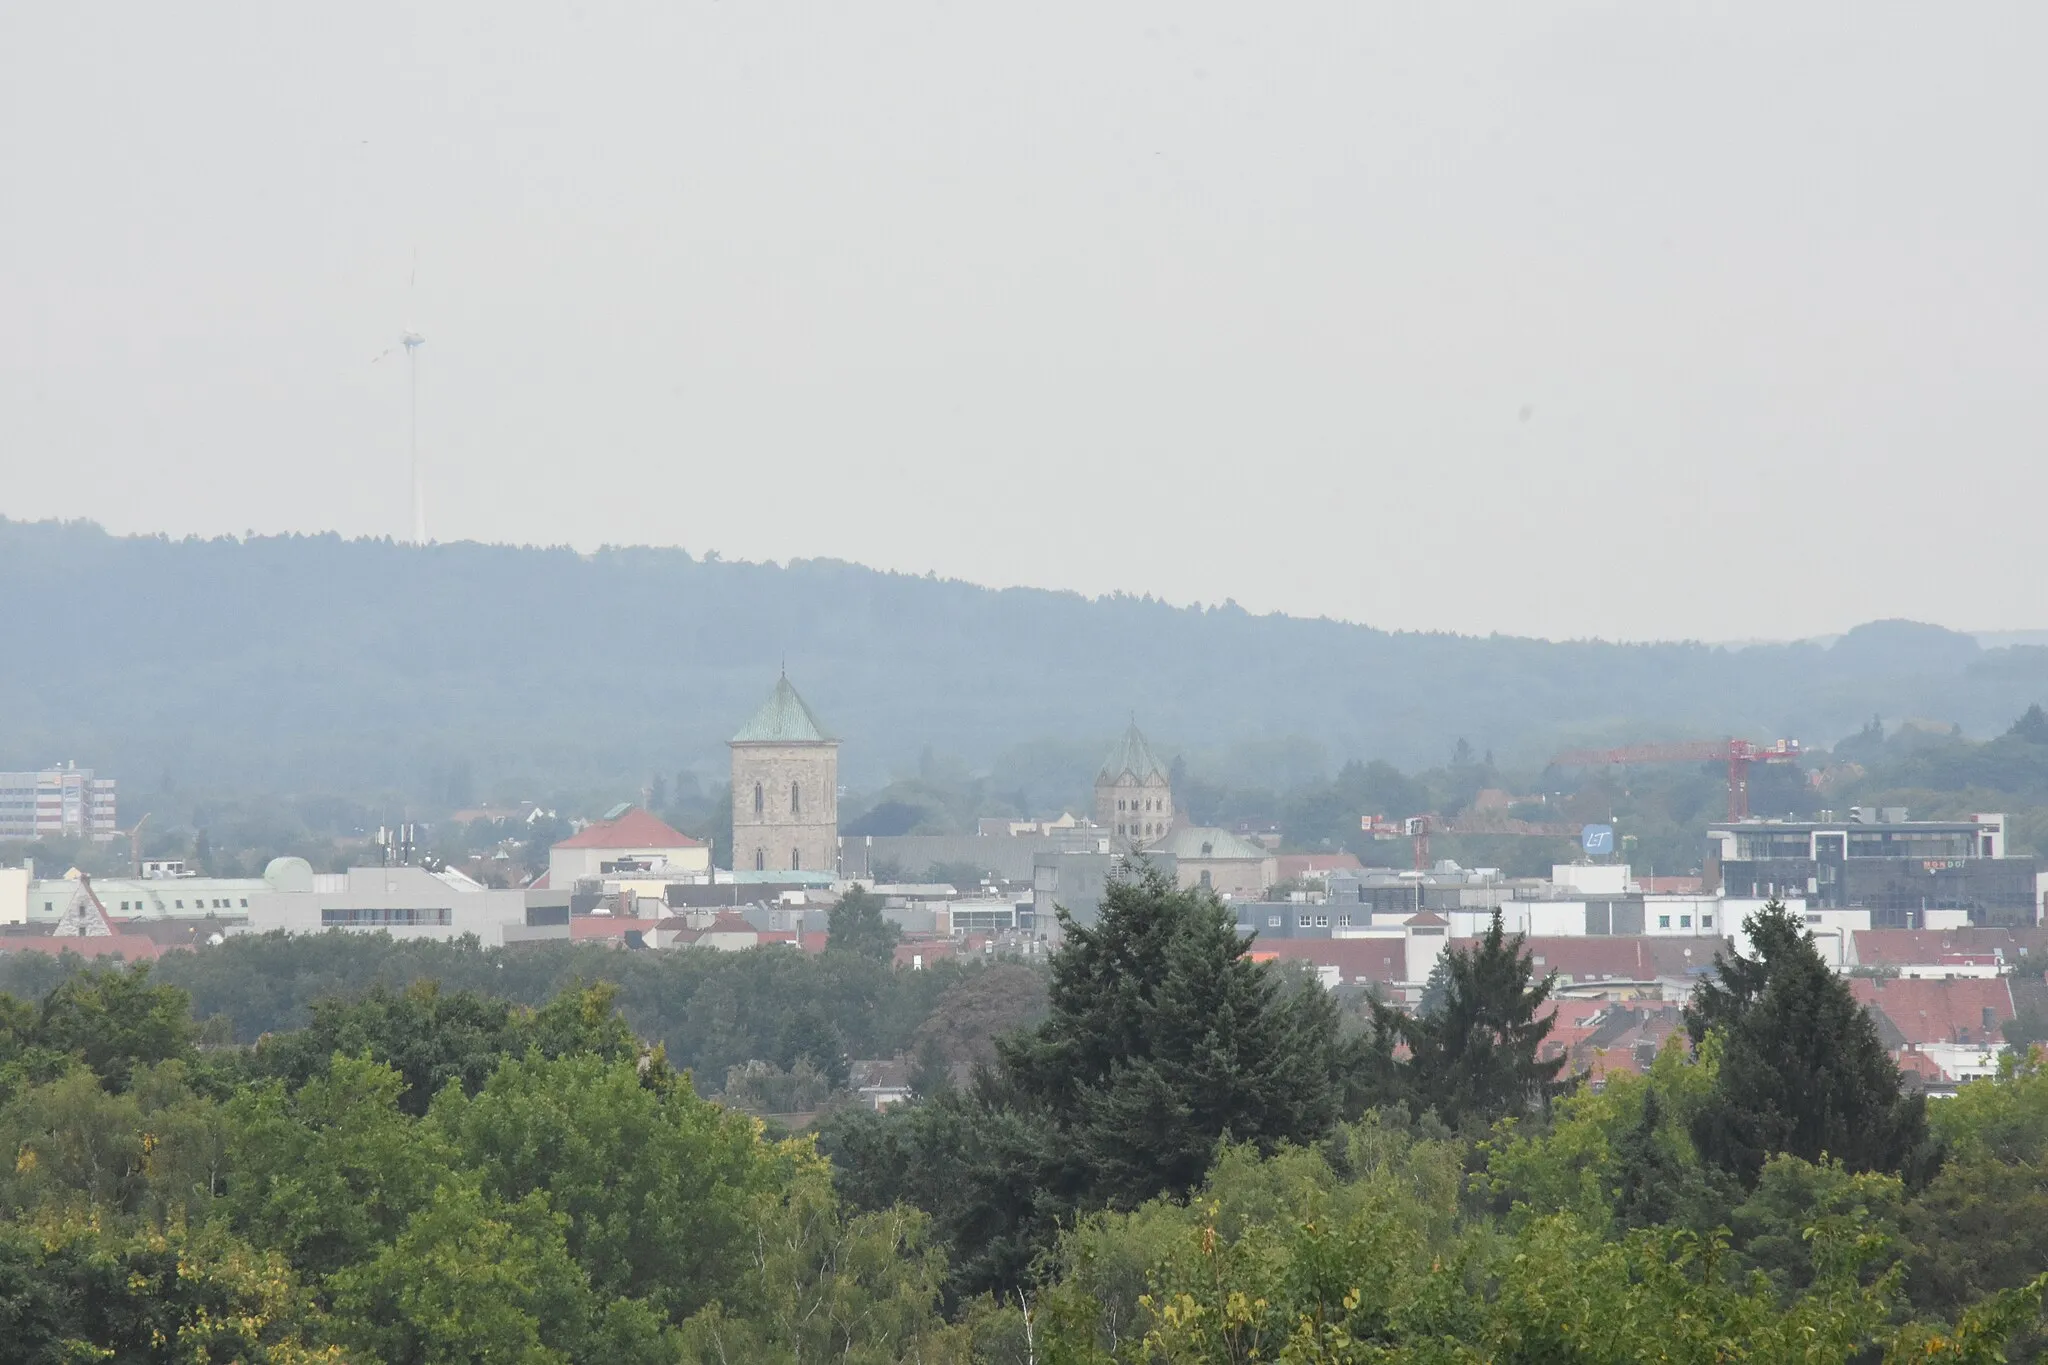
top-left (403, 326), bottom-right (425, 545)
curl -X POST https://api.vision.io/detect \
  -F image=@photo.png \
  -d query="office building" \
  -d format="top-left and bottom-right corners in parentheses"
top-left (1708, 811), bottom-right (2041, 928)
top-left (0, 764), bottom-right (117, 841)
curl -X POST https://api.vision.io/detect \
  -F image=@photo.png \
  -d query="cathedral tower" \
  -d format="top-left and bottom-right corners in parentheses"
top-left (729, 674), bottom-right (839, 875)
top-left (1095, 720), bottom-right (1173, 851)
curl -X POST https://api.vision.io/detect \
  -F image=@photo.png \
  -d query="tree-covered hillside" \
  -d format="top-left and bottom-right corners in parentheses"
top-left (7, 517), bottom-right (2048, 804)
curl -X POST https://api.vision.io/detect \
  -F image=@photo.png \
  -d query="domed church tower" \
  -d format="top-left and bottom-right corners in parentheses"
top-left (729, 673), bottom-right (839, 875)
top-left (1094, 720), bottom-right (1173, 851)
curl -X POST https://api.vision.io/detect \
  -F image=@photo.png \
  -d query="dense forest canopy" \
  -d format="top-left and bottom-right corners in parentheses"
top-left (8, 518), bottom-right (2048, 809)
top-left (8, 894), bottom-right (2048, 1360)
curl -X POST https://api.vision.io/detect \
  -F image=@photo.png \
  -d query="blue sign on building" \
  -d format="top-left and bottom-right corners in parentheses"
top-left (1581, 824), bottom-right (1615, 856)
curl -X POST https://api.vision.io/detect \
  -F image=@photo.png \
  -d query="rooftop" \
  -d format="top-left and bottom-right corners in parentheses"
top-left (730, 675), bottom-right (835, 745)
top-left (1850, 976), bottom-right (2015, 1048)
top-left (553, 807), bottom-right (701, 851)
top-left (1098, 721), bottom-right (1169, 785)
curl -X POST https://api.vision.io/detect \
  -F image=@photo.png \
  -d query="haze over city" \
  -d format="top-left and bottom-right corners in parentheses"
top-left (7, 4), bottom-right (2046, 641)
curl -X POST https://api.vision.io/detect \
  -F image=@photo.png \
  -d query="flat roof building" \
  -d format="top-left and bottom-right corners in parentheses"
top-left (1708, 811), bottom-right (2039, 928)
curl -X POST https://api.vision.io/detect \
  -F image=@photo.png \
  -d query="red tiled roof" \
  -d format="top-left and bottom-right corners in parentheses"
top-left (1251, 938), bottom-right (1408, 986)
top-left (1853, 928), bottom-right (2045, 969)
top-left (553, 808), bottom-right (701, 850)
top-left (1638, 876), bottom-right (1705, 895)
top-left (1478, 936), bottom-right (1724, 984)
top-left (0, 934), bottom-right (165, 961)
top-left (1850, 977), bottom-right (2015, 1047)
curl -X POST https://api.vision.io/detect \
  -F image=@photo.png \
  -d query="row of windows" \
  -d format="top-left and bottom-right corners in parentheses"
top-left (1115, 798), bottom-right (1166, 813)
top-left (753, 848), bottom-right (803, 871)
top-left (1118, 823), bottom-right (1163, 838)
top-left (752, 782), bottom-right (805, 816)
top-left (108, 897), bottom-right (248, 912)
top-left (321, 907), bottom-right (452, 927)
top-left (1656, 913), bottom-right (1713, 929)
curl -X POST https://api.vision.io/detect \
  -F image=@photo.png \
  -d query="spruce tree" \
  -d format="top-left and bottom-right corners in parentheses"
top-left (1370, 910), bottom-right (1565, 1128)
top-left (997, 864), bottom-right (1342, 1207)
top-left (1688, 900), bottom-right (1936, 1187)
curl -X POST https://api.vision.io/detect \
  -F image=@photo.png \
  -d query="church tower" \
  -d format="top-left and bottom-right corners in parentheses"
top-left (1095, 720), bottom-right (1173, 851)
top-left (729, 674), bottom-right (839, 875)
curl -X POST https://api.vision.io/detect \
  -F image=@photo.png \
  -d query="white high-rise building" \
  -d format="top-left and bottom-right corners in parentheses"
top-left (0, 763), bottom-right (117, 842)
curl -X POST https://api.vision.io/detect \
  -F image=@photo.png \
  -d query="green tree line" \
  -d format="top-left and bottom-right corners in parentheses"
top-left (6, 878), bottom-right (2048, 1359)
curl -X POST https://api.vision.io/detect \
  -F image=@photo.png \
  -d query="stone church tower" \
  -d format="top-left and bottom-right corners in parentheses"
top-left (729, 674), bottom-right (839, 875)
top-left (1095, 720), bottom-right (1174, 851)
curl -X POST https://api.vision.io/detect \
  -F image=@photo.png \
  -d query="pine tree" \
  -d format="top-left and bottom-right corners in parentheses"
top-left (1370, 910), bottom-right (1565, 1129)
top-left (997, 864), bottom-right (1341, 1207)
top-left (1688, 900), bottom-right (1936, 1188)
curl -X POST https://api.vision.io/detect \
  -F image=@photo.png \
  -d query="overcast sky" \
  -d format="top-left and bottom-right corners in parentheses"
top-left (3, 4), bottom-right (2042, 642)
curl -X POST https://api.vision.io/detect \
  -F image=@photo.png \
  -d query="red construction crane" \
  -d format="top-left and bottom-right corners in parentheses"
top-left (1549, 738), bottom-right (1802, 821)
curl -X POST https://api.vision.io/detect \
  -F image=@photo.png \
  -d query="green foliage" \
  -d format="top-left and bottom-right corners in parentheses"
top-left (1001, 866), bottom-right (1344, 1208)
top-left (249, 979), bottom-right (637, 1115)
top-left (1369, 910), bottom-right (1566, 1129)
top-left (1688, 901), bottom-right (1935, 1187)
top-left (0, 1214), bottom-right (341, 1365)
top-left (24, 962), bottom-right (195, 1094)
top-left (14, 926), bottom-right (2048, 1359)
top-left (828, 887), bottom-right (903, 962)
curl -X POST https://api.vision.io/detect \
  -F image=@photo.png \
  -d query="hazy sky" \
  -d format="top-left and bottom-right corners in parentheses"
top-left (4, 5), bottom-right (2043, 642)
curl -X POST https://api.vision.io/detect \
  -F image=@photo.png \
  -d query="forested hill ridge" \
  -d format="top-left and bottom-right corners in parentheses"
top-left (6, 516), bottom-right (2048, 797)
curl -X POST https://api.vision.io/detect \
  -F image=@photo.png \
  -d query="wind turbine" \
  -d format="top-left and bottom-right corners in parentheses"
top-left (373, 255), bottom-right (427, 544)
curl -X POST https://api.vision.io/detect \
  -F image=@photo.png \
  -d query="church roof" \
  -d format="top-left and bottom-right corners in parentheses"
top-left (1159, 826), bottom-right (1270, 861)
top-left (1099, 721), bottom-right (1169, 784)
top-left (731, 675), bottom-right (835, 744)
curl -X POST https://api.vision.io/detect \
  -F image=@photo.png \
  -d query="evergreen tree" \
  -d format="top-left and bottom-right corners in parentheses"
top-left (775, 1004), bottom-right (850, 1089)
top-left (826, 887), bottom-right (901, 962)
top-left (1612, 1090), bottom-right (1685, 1229)
top-left (1369, 910), bottom-right (1565, 1129)
top-left (2010, 704), bottom-right (2048, 745)
top-left (1688, 900), bottom-right (1937, 1188)
top-left (998, 864), bottom-right (1342, 1208)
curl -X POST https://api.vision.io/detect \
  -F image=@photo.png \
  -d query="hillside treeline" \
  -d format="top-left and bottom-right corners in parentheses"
top-left (7, 877), bottom-right (2048, 1360)
top-left (9, 517), bottom-right (2048, 803)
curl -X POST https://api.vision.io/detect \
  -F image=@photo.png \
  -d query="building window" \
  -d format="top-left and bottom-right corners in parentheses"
top-left (753, 783), bottom-right (764, 814)
top-left (1315, 915), bottom-right (1329, 928)
top-left (791, 849), bottom-right (801, 871)
top-left (175, 900), bottom-right (184, 909)
top-left (1701, 914), bottom-right (1713, 928)
top-left (1267, 914), bottom-right (1281, 927)
top-left (1657, 914), bottom-right (1670, 928)
top-left (1199, 870), bottom-right (1212, 888)
top-left (754, 849), bottom-right (765, 871)
top-left (1337, 914), bottom-right (1351, 927)
top-left (1297, 915), bottom-right (1310, 928)
top-left (1679, 915), bottom-right (1692, 928)
top-left (239, 899), bottom-right (247, 908)
top-left (790, 782), bottom-right (800, 815)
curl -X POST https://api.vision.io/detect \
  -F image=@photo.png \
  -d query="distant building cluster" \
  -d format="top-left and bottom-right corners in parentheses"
top-left (4, 679), bottom-right (2047, 1095)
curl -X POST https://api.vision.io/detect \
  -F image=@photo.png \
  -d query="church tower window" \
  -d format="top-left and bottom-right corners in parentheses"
top-left (754, 848), bottom-right (765, 871)
top-left (791, 848), bottom-right (801, 871)
top-left (791, 782), bottom-right (801, 815)
top-left (754, 783), bottom-right (764, 814)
